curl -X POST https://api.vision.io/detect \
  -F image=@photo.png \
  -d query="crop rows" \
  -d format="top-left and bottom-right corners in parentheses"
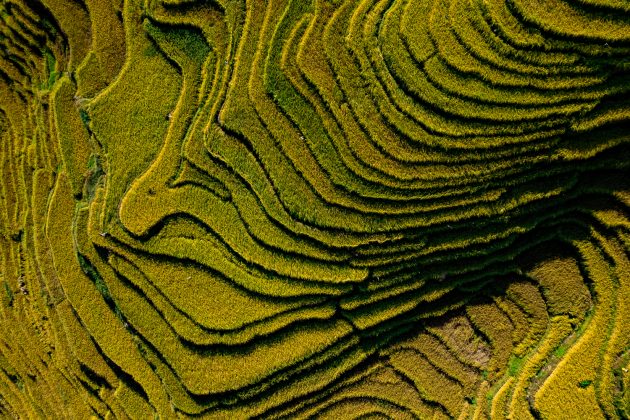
top-left (0, 0), bottom-right (629, 418)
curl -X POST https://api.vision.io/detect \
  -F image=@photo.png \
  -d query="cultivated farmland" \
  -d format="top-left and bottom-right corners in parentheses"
top-left (0, 0), bottom-right (629, 418)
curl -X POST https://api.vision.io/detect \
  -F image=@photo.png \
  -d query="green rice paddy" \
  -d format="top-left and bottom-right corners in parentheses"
top-left (0, 0), bottom-right (629, 418)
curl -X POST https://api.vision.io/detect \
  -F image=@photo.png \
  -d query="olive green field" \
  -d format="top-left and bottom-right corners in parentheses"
top-left (0, 0), bottom-right (629, 418)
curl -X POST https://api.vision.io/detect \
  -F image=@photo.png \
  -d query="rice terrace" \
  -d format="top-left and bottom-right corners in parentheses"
top-left (1, 0), bottom-right (630, 418)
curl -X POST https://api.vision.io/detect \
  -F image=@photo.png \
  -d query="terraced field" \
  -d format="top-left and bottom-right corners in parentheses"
top-left (1, 0), bottom-right (629, 418)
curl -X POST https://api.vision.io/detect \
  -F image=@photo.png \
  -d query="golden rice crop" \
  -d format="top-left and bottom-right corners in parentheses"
top-left (0, 0), bottom-right (628, 417)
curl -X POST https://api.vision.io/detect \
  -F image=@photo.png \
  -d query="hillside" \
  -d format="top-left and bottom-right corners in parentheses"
top-left (0, 0), bottom-right (629, 418)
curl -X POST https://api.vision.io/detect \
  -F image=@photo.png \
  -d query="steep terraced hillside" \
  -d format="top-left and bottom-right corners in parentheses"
top-left (1, 0), bottom-right (629, 418)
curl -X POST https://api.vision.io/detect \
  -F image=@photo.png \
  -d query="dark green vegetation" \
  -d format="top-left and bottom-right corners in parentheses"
top-left (1, 0), bottom-right (629, 418)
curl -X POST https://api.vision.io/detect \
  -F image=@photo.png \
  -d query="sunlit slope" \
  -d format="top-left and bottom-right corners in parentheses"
top-left (0, 0), bottom-right (629, 418)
